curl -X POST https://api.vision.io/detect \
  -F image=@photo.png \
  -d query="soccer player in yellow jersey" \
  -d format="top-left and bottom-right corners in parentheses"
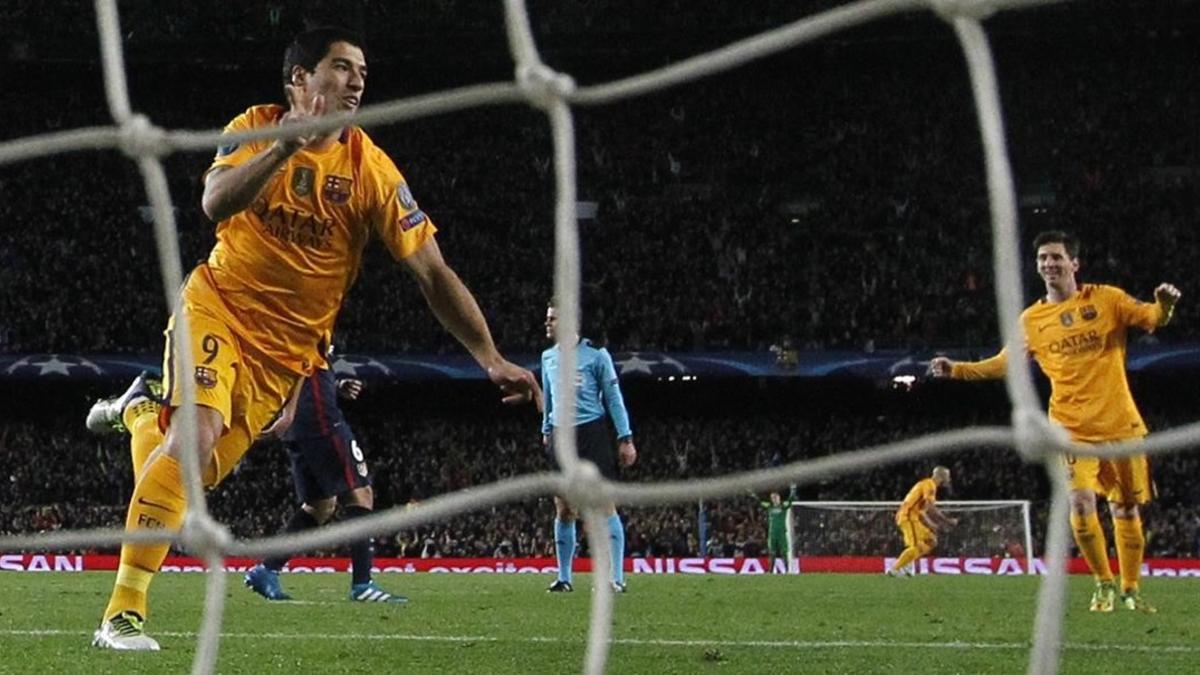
top-left (90, 26), bottom-right (541, 650)
top-left (887, 466), bottom-right (957, 576)
top-left (930, 230), bottom-right (1180, 613)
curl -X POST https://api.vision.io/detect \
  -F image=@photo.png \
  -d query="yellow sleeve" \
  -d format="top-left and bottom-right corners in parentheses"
top-left (207, 106), bottom-right (276, 176)
top-left (897, 483), bottom-right (921, 517)
top-left (922, 481), bottom-right (937, 507)
top-left (362, 142), bottom-right (437, 261)
top-left (1110, 285), bottom-right (1166, 331)
top-left (951, 347), bottom-right (1008, 380)
top-left (898, 479), bottom-right (935, 520)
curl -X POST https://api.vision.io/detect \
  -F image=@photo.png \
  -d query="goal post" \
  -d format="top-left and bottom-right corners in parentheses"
top-left (788, 500), bottom-right (1034, 572)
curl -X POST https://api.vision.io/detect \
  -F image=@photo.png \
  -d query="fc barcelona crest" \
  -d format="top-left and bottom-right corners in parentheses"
top-left (1080, 305), bottom-right (1098, 321)
top-left (194, 366), bottom-right (218, 389)
top-left (322, 175), bottom-right (353, 204)
top-left (1059, 310), bottom-right (1074, 327)
top-left (291, 167), bottom-right (315, 197)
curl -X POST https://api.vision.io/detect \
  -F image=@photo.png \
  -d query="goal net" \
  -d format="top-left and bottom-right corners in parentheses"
top-left (3, 1), bottom-right (1198, 674)
top-left (789, 500), bottom-right (1034, 572)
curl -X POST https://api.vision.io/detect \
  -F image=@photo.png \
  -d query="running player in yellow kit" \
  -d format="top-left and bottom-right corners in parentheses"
top-left (931, 231), bottom-right (1180, 613)
top-left (91, 26), bottom-right (540, 650)
top-left (887, 466), bottom-right (956, 576)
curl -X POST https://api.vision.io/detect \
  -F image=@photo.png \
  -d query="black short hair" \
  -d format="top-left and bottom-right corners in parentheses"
top-left (546, 297), bottom-right (605, 346)
top-left (1032, 230), bottom-right (1080, 259)
top-left (282, 26), bottom-right (366, 91)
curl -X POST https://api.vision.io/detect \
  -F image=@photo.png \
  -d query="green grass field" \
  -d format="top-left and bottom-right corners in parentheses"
top-left (0, 572), bottom-right (1197, 674)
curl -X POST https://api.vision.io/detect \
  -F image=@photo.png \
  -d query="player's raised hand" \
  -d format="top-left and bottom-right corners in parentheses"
top-left (1154, 283), bottom-right (1181, 325)
top-left (487, 360), bottom-right (543, 406)
top-left (1155, 283), bottom-right (1181, 307)
top-left (928, 356), bottom-right (955, 378)
top-left (278, 84), bottom-right (327, 155)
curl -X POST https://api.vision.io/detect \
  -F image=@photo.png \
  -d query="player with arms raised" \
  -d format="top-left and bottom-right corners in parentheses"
top-left (931, 231), bottom-right (1180, 612)
top-left (753, 489), bottom-right (797, 574)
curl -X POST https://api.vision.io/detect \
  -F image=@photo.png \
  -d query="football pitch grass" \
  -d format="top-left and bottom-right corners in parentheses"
top-left (1, 572), bottom-right (1197, 674)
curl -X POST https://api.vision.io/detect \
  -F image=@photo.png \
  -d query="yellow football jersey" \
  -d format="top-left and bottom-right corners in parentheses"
top-left (952, 284), bottom-right (1165, 442)
top-left (193, 104), bottom-right (436, 375)
top-left (895, 478), bottom-right (938, 524)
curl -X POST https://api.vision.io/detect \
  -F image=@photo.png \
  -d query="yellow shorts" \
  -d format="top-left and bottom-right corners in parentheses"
top-left (1063, 443), bottom-right (1154, 505)
top-left (161, 304), bottom-right (298, 488)
top-left (898, 518), bottom-right (935, 552)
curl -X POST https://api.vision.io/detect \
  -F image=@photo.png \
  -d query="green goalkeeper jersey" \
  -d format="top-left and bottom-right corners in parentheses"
top-left (762, 501), bottom-right (792, 538)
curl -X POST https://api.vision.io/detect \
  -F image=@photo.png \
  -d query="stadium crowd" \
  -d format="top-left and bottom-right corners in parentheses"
top-left (4, 393), bottom-right (1199, 560)
top-left (3, 15), bottom-right (1198, 356)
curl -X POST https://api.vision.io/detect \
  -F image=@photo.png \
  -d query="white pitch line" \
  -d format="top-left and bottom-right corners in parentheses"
top-left (4, 630), bottom-right (1199, 654)
top-left (272, 601), bottom-right (343, 606)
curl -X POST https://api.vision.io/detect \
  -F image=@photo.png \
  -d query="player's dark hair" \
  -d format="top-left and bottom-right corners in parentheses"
top-left (282, 26), bottom-right (366, 92)
top-left (1032, 230), bottom-right (1080, 259)
top-left (546, 297), bottom-right (606, 347)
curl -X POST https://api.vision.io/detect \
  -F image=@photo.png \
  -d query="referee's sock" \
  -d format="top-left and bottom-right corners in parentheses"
top-left (342, 505), bottom-right (374, 586)
top-left (607, 513), bottom-right (625, 585)
top-left (263, 509), bottom-right (319, 572)
top-left (554, 519), bottom-right (576, 584)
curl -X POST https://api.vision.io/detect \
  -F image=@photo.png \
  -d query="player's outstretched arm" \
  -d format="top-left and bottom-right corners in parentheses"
top-left (403, 238), bottom-right (541, 406)
top-left (930, 349), bottom-right (1009, 381)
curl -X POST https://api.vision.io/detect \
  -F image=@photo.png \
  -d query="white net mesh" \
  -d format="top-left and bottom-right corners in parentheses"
top-left (2, 1), bottom-right (1199, 674)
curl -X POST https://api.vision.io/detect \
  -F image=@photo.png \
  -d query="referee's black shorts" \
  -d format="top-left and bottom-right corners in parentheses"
top-left (546, 419), bottom-right (619, 481)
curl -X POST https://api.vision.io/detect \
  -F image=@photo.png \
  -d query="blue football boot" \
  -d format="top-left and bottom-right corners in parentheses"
top-left (245, 564), bottom-right (292, 601)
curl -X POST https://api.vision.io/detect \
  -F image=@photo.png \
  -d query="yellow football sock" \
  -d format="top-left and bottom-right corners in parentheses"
top-left (1070, 512), bottom-right (1114, 582)
top-left (125, 401), bottom-right (163, 484)
top-left (102, 454), bottom-right (186, 623)
top-left (121, 398), bottom-right (160, 435)
top-left (892, 546), bottom-right (922, 573)
top-left (104, 566), bottom-right (154, 621)
top-left (1113, 515), bottom-right (1145, 593)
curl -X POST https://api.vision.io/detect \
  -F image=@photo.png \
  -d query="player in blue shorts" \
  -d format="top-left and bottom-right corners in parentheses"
top-left (541, 301), bottom-right (637, 593)
top-left (244, 357), bottom-right (405, 604)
